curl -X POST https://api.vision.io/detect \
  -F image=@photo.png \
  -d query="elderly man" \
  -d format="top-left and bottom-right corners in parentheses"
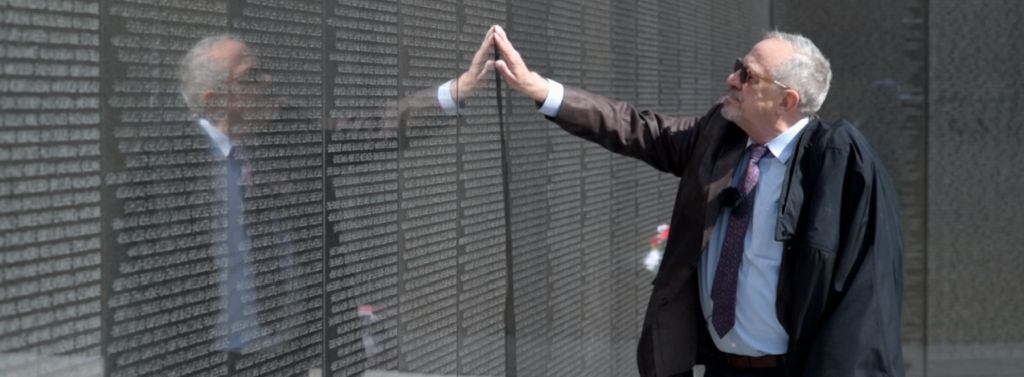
top-left (177, 35), bottom-right (274, 368)
top-left (490, 25), bottom-right (904, 377)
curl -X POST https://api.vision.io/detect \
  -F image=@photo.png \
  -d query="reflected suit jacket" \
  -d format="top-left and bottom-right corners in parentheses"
top-left (193, 122), bottom-right (264, 352)
top-left (548, 87), bottom-right (905, 377)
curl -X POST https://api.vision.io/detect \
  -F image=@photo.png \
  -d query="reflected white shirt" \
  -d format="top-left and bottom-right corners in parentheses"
top-left (197, 118), bottom-right (233, 157)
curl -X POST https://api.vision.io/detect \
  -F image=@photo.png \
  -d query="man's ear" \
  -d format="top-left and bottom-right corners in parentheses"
top-left (201, 90), bottom-right (216, 108)
top-left (780, 89), bottom-right (801, 113)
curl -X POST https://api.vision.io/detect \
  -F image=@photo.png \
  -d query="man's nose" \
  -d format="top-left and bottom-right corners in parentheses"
top-left (726, 70), bottom-right (741, 88)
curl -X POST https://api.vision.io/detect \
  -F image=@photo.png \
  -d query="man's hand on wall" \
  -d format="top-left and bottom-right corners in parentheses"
top-left (493, 25), bottom-right (549, 103)
top-left (451, 26), bottom-right (497, 102)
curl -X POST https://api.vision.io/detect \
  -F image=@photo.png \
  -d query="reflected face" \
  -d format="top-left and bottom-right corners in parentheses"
top-left (721, 38), bottom-right (794, 132)
top-left (204, 39), bottom-right (271, 132)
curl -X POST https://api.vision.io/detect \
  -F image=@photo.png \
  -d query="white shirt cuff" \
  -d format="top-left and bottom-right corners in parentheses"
top-left (437, 79), bottom-right (458, 115)
top-left (538, 79), bottom-right (564, 117)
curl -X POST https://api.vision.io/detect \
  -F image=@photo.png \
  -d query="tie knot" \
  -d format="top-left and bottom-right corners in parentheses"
top-left (748, 144), bottom-right (768, 162)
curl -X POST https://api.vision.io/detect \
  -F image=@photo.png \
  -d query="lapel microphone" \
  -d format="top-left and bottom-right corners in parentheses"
top-left (719, 187), bottom-right (743, 208)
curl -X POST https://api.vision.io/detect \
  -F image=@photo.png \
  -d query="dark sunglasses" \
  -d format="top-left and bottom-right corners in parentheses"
top-left (734, 58), bottom-right (789, 89)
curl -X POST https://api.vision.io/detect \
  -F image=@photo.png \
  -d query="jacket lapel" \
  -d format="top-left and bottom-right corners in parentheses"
top-left (700, 122), bottom-right (746, 252)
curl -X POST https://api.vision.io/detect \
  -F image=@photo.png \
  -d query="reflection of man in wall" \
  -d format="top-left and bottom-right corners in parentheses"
top-left (178, 34), bottom-right (269, 361)
top-left (488, 25), bottom-right (904, 377)
top-left (176, 31), bottom-right (498, 372)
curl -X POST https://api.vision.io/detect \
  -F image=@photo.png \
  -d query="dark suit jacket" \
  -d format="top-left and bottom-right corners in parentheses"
top-left (548, 87), bottom-right (905, 377)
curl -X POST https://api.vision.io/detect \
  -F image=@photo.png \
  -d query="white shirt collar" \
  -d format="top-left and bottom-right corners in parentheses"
top-left (747, 117), bottom-right (810, 164)
top-left (197, 118), bottom-right (233, 157)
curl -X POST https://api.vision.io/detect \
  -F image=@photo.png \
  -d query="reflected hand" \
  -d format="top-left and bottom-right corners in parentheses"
top-left (451, 26), bottom-right (497, 101)
top-left (493, 25), bottom-right (549, 103)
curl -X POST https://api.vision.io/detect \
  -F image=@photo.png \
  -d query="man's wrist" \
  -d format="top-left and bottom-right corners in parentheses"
top-left (537, 79), bottom-right (563, 118)
top-left (528, 72), bottom-right (550, 103)
top-left (451, 73), bottom-right (469, 100)
top-left (437, 79), bottom-right (458, 115)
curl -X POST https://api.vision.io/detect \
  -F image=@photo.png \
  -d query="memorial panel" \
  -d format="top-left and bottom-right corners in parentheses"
top-left (926, 1), bottom-right (1024, 375)
top-left (454, 3), bottom-right (508, 376)
top-left (543, 1), bottom-right (584, 376)
top-left (0, 1), bottom-right (103, 376)
top-left (396, 0), bottom-right (461, 374)
top-left (579, 1), bottom-right (615, 376)
top-left (652, 0), bottom-right (686, 224)
top-left (686, 0), bottom-right (715, 113)
top-left (227, 1), bottom-right (325, 375)
top-left (324, 0), bottom-right (401, 375)
top-left (608, 2), bottom-right (642, 376)
top-left (632, 0), bottom-right (661, 341)
top-left (667, 0), bottom-right (690, 225)
top-left (635, 0), bottom-right (659, 113)
top-left (505, 1), bottom-right (554, 376)
top-left (101, 2), bottom-right (234, 376)
top-left (102, 0), bottom-right (325, 374)
top-left (655, 0), bottom-right (684, 124)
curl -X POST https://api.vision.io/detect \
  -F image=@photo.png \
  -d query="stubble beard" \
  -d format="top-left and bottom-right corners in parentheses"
top-left (721, 104), bottom-right (738, 122)
top-left (721, 93), bottom-right (742, 122)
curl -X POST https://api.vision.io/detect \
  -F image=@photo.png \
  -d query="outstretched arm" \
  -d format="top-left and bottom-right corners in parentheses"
top-left (491, 24), bottom-right (709, 176)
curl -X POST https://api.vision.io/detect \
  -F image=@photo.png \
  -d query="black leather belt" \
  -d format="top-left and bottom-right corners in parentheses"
top-left (723, 353), bottom-right (786, 369)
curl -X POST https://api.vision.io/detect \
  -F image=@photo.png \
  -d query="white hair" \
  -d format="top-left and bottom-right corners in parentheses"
top-left (763, 31), bottom-right (832, 115)
top-left (178, 34), bottom-right (242, 114)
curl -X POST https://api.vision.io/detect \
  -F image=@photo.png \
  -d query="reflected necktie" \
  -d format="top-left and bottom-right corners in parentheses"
top-left (224, 148), bottom-right (248, 350)
top-left (710, 144), bottom-right (768, 338)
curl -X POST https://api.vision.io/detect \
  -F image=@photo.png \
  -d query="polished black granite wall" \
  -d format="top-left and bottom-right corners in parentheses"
top-left (0, 1), bottom-right (764, 376)
top-left (9, 1), bottom-right (1019, 377)
top-left (925, 2), bottom-right (1024, 376)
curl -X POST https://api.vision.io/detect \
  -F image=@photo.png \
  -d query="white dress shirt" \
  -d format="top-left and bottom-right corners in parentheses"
top-left (699, 117), bottom-right (808, 356)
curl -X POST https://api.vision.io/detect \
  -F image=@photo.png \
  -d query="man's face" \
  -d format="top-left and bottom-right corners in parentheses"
top-left (721, 38), bottom-right (794, 133)
top-left (204, 40), bottom-right (271, 132)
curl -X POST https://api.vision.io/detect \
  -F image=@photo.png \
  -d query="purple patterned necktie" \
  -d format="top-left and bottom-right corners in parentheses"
top-left (710, 144), bottom-right (768, 338)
